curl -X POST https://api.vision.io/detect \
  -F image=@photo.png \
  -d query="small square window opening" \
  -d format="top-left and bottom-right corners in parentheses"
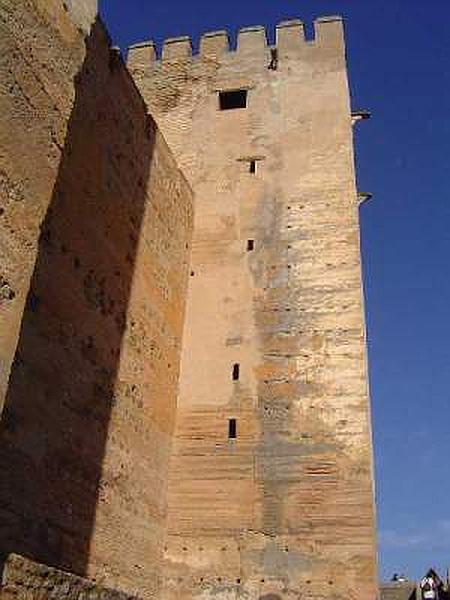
top-left (247, 239), bottom-right (255, 251)
top-left (219, 90), bottom-right (248, 110)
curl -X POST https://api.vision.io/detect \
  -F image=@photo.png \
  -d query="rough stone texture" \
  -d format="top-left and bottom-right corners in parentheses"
top-left (0, 554), bottom-right (141, 599)
top-left (129, 18), bottom-right (378, 600)
top-left (0, 0), bottom-right (84, 413)
top-left (0, 1), bottom-right (193, 598)
top-left (64, 0), bottom-right (98, 34)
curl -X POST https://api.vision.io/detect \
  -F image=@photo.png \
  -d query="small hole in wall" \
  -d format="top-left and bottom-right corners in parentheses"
top-left (190, 271), bottom-right (195, 276)
top-left (232, 363), bottom-right (240, 381)
top-left (236, 578), bottom-right (241, 584)
top-left (249, 160), bottom-right (257, 174)
top-left (247, 239), bottom-right (255, 251)
top-left (228, 419), bottom-right (237, 439)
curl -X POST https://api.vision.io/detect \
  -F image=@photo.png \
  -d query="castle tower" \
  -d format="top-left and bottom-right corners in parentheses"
top-left (128, 17), bottom-right (378, 600)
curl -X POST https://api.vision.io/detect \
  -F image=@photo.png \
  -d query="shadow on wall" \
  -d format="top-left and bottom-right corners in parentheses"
top-left (0, 19), bottom-right (155, 577)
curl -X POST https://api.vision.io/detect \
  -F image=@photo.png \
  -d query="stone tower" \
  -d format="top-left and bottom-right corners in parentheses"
top-left (128, 16), bottom-right (378, 600)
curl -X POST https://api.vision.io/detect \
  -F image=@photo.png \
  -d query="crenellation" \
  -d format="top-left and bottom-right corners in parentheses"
top-left (199, 30), bottom-right (230, 58)
top-left (127, 41), bottom-right (157, 70)
top-left (314, 15), bottom-right (345, 49)
top-left (236, 25), bottom-right (268, 55)
top-left (127, 17), bottom-right (346, 78)
top-left (276, 20), bottom-right (306, 54)
top-left (162, 36), bottom-right (193, 61)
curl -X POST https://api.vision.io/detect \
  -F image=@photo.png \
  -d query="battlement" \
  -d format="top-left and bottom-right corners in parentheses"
top-left (127, 16), bottom-right (344, 69)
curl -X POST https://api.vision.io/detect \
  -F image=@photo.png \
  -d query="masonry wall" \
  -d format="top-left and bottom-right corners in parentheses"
top-left (0, 2), bottom-right (193, 598)
top-left (0, 0), bottom-right (84, 410)
top-left (129, 18), bottom-right (378, 600)
top-left (1, 554), bottom-right (139, 600)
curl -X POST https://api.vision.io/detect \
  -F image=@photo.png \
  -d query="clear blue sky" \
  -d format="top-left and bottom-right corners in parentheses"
top-left (99, 0), bottom-right (450, 582)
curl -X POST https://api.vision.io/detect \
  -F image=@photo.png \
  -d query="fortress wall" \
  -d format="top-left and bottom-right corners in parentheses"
top-left (129, 18), bottom-right (378, 600)
top-left (0, 2), bottom-right (193, 598)
top-left (0, 0), bottom-right (85, 412)
top-left (1, 554), bottom-right (138, 600)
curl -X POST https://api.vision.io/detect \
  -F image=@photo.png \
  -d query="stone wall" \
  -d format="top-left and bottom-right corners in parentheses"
top-left (0, 554), bottom-right (140, 600)
top-left (0, 1), bottom-right (193, 598)
top-left (0, 0), bottom-right (85, 412)
top-left (129, 17), bottom-right (378, 600)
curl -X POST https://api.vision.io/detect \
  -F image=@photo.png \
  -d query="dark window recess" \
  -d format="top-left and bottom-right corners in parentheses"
top-left (247, 239), bottom-right (255, 251)
top-left (232, 363), bottom-right (240, 381)
top-left (249, 160), bottom-right (257, 174)
top-left (219, 90), bottom-right (247, 110)
top-left (228, 418), bottom-right (237, 439)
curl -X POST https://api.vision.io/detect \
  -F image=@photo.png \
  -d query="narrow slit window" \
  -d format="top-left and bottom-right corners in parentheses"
top-left (232, 363), bottom-right (240, 381)
top-left (249, 160), bottom-right (257, 174)
top-left (247, 239), bottom-right (255, 251)
top-left (219, 90), bottom-right (247, 110)
top-left (228, 418), bottom-right (237, 439)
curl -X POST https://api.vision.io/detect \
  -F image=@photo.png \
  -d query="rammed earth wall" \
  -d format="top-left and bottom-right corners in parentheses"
top-left (128, 18), bottom-right (378, 600)
top-left (0, 1), bottom-right (193, 598)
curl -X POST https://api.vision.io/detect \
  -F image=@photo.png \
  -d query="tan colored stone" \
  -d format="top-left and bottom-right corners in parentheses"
top-left (129, 16), bottom-right (378, 600)
top-left (0, 2), bottom-right (193, 598)
top-left (0, 2), bottom-right (378, 599)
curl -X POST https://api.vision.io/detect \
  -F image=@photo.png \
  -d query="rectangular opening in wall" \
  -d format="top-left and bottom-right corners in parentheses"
top-left (232, 363), bottom-right (240, 381)
top-left (228, 418), bottom-right (237, 439)
top-left (247, 239), bottom-right (255, 251)
top-left (249, 160), bottom-right (256, 174)
top-left (219, 90), bottom-right (247, 110)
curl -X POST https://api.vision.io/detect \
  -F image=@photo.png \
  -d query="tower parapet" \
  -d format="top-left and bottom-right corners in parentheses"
top-left (127, 17), bottom-right (345, 69)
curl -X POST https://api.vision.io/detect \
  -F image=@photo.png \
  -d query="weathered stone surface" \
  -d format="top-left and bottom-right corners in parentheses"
top-left (0, 1), bottom-right (193, 598)
top-left (129, 17), bottom-right (378, 600)
top-left (0, 554), bottom-right (140, 599)
top-left (0, 0), bottom-right (84, 411)
top-left (1, 2), bottom-right (378, 598)
top-left (64, 0), bottom-right (98, 33)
